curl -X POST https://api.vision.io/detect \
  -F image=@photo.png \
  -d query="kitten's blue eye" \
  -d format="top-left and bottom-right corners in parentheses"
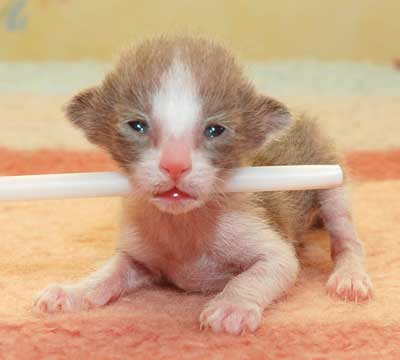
top-left (127, 120), bottom-right (149, 134)
top-left (204, 124), bottom-right (226, 138)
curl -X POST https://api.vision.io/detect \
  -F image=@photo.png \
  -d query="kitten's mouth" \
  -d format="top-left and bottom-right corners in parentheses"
top-left (154, 187), bottom-right (196, 201)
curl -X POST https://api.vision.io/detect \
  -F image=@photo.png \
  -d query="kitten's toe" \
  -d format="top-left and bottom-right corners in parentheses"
top-left (33, 284), bottom-right (89, 313)
top-left (199, 298), bottom-right (261, 335)
top-left (327, 268), bottom-right (373, 302)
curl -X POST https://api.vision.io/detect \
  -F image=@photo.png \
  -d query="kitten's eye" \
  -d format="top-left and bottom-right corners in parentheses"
top-left (127, 120), bottom-right (149, 134)
top-left (204, 124), bottom-right (226, 138)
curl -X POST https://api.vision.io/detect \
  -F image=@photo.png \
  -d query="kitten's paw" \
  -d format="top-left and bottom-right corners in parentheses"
top-left (199, 298), bottom-right (262, 335)
top-left (327, 268), bottom-right (373, 302)
top-left (33, 284), bottom-right (90, 313)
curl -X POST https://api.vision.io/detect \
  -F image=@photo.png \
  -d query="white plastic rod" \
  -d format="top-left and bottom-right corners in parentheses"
top-left (0, 165), bottom-right (343, 202)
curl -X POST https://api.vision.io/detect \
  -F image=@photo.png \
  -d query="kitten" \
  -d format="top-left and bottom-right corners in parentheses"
top-left (34, 36), bottom-right (372, 335)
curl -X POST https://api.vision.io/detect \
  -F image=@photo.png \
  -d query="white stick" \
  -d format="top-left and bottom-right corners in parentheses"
top-left (0, 165), bottom-right (343, 202)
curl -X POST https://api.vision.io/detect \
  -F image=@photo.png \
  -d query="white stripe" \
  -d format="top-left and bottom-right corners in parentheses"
top-left (152, 58), bottom-right (201, 138)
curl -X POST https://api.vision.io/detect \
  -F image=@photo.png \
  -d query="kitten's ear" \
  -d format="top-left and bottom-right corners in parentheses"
top-left (65, 87), bottom-right (108, 145)
top-left (65, 87), bottom-right (98, 129)
top-left (242, 94), bottom-right (292, 149)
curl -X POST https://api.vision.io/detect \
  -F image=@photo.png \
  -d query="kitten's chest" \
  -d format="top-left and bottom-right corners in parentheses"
top-left (132, 233), bottom-right (241, 293)
top-left (126, 204), bottom-right (244, 293)
top-left (162, 252), bottom-right (241, 293)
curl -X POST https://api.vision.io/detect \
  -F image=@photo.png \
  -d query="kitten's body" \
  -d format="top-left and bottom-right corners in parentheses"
top-left (120, 116), bottom-right (335, 291)
top-left (34, 36), bottom-right (372, 335)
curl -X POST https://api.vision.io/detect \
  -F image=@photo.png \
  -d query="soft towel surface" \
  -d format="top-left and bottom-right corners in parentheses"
top-left (0, 62), bottom-right (399, 359)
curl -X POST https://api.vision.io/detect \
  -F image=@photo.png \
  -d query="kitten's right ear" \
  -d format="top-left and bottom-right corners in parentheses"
top-left (65, 87), bottom-right (97, 129)
top-left (65, 87), bottom-right (107, 145)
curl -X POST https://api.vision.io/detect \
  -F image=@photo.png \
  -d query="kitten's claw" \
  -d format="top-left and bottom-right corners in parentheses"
top-left (199, 321), bottom-right (208, 331)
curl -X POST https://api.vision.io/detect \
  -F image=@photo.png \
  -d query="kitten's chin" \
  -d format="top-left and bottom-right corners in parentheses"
top-left (150, 197), bottom-right (204, 214)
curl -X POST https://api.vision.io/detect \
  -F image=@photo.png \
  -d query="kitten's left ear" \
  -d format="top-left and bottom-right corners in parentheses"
top-left (242, 94), bottom-right (292, 149)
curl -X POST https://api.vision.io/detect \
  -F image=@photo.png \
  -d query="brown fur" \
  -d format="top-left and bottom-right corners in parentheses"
top-left (66, 35), bottom-right (291, 172)
top-left (250, 115), bottom-right (341, 241)
top-left (66, 34), bottom-right (345, 247)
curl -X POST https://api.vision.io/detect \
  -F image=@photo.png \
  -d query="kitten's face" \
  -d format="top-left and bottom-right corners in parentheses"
top-left (66, 36), bottom-right (290, 214)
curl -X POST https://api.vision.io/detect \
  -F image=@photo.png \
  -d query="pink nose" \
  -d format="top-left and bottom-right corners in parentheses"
top-left (159, 138), bottom-right (192, 181)
top-left (160, 161), bottom-right (191, 180)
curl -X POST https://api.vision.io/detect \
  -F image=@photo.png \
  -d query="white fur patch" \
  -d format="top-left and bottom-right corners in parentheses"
top-left (152, 58), bottom-right (201, 138)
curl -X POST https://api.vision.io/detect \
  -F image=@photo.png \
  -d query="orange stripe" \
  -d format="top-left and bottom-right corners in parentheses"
top-left (0, 147), bottom-right (117, 175)
top-left (345, 149), bottom-right (400, 181)
top-left (0, 147), bottom-right (399, 181)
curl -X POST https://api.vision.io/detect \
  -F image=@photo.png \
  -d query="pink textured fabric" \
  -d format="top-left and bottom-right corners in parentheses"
top-left (1, 308), bottom-right (399, 359)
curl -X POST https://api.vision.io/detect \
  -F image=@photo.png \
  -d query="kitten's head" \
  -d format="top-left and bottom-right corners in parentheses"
top-left (66, 36), bottom-right (291, 214)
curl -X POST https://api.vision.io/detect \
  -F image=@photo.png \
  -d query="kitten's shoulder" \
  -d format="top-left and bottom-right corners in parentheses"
top-left (250, 113), bottom-right (340, 167)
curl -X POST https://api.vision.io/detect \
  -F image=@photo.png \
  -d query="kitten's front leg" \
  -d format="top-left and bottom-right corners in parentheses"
top-left (34, 251), bottom-right (152, 313)
top-left (200, 215), bottom-right (299, 335)
top-left (319, 187), bottom-right (372, 301)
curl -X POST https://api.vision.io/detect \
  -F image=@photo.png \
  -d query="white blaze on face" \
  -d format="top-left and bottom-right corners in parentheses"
top-left (152, 58), bottom-right (201, 138)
